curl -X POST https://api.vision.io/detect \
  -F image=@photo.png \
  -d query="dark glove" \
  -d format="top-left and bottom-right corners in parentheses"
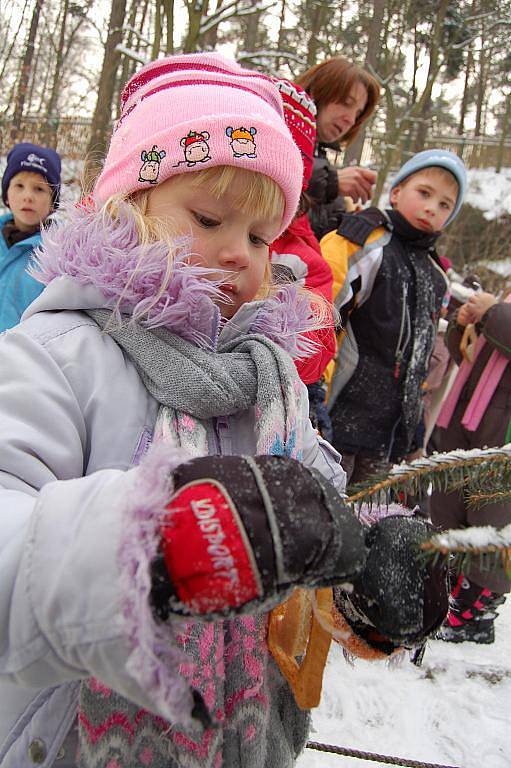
top-left (334, 516), bottom-right (449, 650)
top-left (150, 454), bottom-right (367, 619)
top-left (307, 381), bottom-right (333, 442)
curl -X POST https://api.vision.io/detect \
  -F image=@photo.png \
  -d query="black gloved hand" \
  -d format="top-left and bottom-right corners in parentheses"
top-left (334, 516), bottom-right (449, 650)
top-left (150, 454), bottom-right (367, 619)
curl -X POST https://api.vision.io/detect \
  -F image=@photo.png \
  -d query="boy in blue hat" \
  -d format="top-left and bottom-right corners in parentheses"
top-left (0, 142), bottom-right (61, 332)
top-left (321, 149), bottom-right (466, 484)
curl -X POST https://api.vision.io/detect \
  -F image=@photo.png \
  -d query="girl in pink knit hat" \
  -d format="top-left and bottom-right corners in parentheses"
top-left (0, 53), bottom-right (447, 768)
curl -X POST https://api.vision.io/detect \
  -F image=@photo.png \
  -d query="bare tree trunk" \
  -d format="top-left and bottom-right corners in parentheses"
top-left (475, 14), bottom-right (487, 137)
top-left (0, 0), bottom-right (31, 82)
top-left (275, 0), bottom-right (287, 71)
top-left (413, 0), bottom-right (449, 152)
top-left (344, 0), bottom-right (385, 165)
top-left (164, 0), bottom-right (174, 54)
top-left (84, 0), bottom-right (127, 186)
top-left (152, 0), bottom-right (162, 58)
top-left (240, 7), bottom-right (262, 54)
top-left (458, 49), bottom-right (472, 135)
top-left (496, 92), bottom-right (511, 173)
top-left (202, 0), bottom-right (221, 49)
top-left (11, 0), bottom-right (44, 140)
top-left (43, 0), bottom-right (70, 144)
top-left (410, 22), bottom-right (419, 107)
top-left (306, 0), bottom-right (328, 68)
top-left (183, 0), bottom-right (208, 53)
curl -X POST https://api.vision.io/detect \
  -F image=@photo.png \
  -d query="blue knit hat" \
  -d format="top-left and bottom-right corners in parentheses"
top-left (2, 142), bottom-right (62, 207)
top-left (390, 149), bottom-right (466, 224)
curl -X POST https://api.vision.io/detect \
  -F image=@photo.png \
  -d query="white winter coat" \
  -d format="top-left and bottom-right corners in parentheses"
top-left (0, 277), bottom-right (345, 767)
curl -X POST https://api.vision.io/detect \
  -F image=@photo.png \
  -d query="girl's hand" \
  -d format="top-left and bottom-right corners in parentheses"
top-left (456, 303), bottom-right (474, 327)
top-left (151, 455), bottom-right (367, 618)
top-left (467, 291), bottom-right (498, 323)
top-left (151, 455), bottom-right (448, 648)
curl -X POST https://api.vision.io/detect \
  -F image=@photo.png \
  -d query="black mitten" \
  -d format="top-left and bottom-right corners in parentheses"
top-left (150, 454), bottom-right (367, 619)
top-left (334, 516), bottom-right (449, 650)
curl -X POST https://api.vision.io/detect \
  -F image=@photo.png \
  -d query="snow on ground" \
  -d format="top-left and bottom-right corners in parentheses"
top-left (465, 168), bottom-right (511, 222)
top-left (297, 598), bottom-right (511, 768)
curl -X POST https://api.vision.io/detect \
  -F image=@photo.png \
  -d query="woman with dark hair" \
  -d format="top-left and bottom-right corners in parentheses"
top-left (296, 57), bottom-right (381, 241)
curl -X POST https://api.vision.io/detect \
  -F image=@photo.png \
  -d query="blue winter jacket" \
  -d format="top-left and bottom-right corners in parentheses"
top-left (0, 211), bottom-right (44, 332)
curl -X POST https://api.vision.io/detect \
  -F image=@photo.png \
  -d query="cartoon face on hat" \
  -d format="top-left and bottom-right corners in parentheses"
top-left (180, 131), bottom-right (211, 166)
top-left (226, 127), bottom-right (257, 158)
top-left (139, 146), bottom-right (166, 184)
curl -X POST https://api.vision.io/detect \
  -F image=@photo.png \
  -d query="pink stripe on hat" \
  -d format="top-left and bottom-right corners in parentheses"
top-left (95, 53), bottom-right (303, 234)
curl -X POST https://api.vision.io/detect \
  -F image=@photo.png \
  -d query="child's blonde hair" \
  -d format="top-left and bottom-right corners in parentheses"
top-left (103, 164), bottom-right (332, 330)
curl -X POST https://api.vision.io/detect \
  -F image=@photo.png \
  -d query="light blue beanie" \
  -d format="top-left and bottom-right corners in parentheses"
top-left (390, 149), bottom-right (467, 224)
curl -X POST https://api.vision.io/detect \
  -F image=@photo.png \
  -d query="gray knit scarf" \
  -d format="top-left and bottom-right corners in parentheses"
top-left (87, 308), bottom-right (304, 458)
top-left (78, 310), bottom-right (309, 768)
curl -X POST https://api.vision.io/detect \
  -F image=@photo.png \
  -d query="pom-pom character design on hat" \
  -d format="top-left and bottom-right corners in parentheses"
top-left (139, 146), bottom-right (166, 184)
top-left (178, 130), bottom-right (211, 167)
top-left (226, 127), bottom-right (257, 158)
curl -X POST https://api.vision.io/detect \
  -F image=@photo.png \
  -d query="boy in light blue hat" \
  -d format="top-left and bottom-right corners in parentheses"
top-left (320, 149), bottom-right (467, 484)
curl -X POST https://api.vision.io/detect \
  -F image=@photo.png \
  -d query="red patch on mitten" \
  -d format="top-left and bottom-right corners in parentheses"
top-left (160, 480), bottom-right (262, 613)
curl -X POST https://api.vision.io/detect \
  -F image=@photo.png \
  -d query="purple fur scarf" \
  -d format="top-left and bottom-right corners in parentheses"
top-left (31, 202), bottom-right (322, 358)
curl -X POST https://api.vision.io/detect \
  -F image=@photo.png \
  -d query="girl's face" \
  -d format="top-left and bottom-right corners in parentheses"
top-left (316, 80), bottom-right (368, 144)
top-left (146, 173), bottom-right (282, 318)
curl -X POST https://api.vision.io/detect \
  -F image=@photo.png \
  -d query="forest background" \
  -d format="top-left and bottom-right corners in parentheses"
top-left (2, 0), bottom-right (511, 281)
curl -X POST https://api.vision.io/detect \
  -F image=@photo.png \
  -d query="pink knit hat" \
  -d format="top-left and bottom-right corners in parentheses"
top-left (94, 53), bottom-right (303, 233)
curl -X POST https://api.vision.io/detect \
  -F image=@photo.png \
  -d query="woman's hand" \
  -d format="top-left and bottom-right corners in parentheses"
top-left (467, 291), bottom-right (498, 323)
top-left (337, 166), bottom-right (376, 203)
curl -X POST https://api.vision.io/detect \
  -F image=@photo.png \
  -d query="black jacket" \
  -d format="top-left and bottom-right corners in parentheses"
top-left (328, 208), bottom-right (448, 461)
top-left (307, 144), bottom-right (347, 241)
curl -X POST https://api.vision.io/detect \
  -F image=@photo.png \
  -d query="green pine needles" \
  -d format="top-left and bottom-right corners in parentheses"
top-left (347, 444), bottom-right (511, 577)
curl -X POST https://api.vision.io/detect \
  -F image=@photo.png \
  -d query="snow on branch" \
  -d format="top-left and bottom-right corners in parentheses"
top-left (348, 445), bottom-right (511, 507)
top-left (238, 49), bottom-right (308, 67)
top-left (199, 0), bottom-right (271, 35)
top-left (115, 45), bottom-right (149, 64)
top-left (422, 524), bottom-right (511, 578)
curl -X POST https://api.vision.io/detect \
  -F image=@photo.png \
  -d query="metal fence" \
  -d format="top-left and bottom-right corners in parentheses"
top-left (2, 116), bottom-right (511, 170)
top-left (0, 116), bottom-right (94, 159)
top-left (331, 133), bottom-right (511, 171)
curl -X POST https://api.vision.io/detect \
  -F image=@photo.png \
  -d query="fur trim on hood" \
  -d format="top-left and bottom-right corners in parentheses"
top-left (31, 202), bottom-right (323, 358)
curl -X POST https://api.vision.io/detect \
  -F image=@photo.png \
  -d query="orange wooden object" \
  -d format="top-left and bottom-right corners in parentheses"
top-left (460, 323), bottom-right (478, 362)
top-left (268, 588), bottom-right (333, 710)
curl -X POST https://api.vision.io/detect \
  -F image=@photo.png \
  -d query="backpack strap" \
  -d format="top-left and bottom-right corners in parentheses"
top-left (336, 207), bottom-right (390, 246)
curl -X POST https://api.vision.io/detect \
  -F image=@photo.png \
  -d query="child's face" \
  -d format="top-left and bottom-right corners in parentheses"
top-left (6, 171), bottom-right (53, 232)
top-left (146, 173), bottom-right (282, 319)
top-left (389, 170), bottom-right (457, 233)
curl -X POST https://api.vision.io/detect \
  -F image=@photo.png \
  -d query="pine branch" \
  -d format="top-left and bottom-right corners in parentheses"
top-left (421, 523), bottom-right (511, 578)
top-left (467, 489), bottom-right (511, 510)
top-left (347, 445), bottom-right (511, 508)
